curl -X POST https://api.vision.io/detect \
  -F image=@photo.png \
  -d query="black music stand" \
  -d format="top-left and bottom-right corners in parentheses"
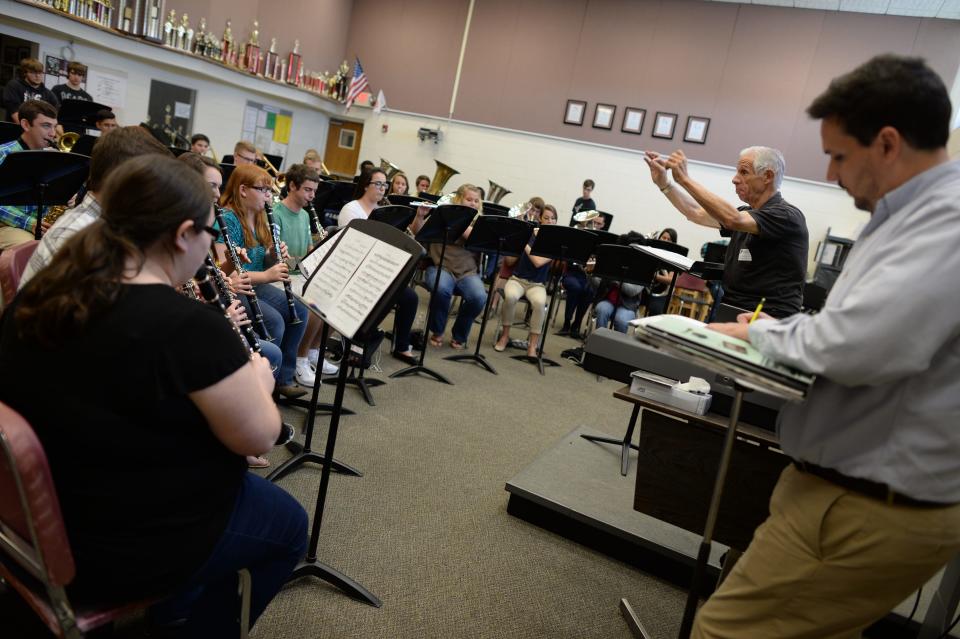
top-left (69, 135), bottom-right (97, 157)
top-left (417, 191), bottom-right (440, 203)
top-left (282, 219), bottom-right (423, 607)
top-left (390, 204), bottom-right (475, 385)
top-left (58, 99), bottom-right (112, 130)
top-left (590, 229), bottom-right (620, 246)
top-left (634, 241), bottom-right (692, 312)
top-left (0, 150), bottom-right (89, 240)
top-left (481, 202), bottom-right (509, 217)
top-left (447, 216), bottom-right (533, 375)
top-left (370, 205), bottom-right (415, 230)
top-left (219, 162), bottom-right (236, 185)
top-left (324, 181), bottom-right (357, 226)
top-left (580, 244), bottom-right (661, 458)
top-left (386, 194), bottom-right (423, 207)
top-left (512, 226), bottom-right (597, 375)
top-left (0, 122), bottom-right (20, 144)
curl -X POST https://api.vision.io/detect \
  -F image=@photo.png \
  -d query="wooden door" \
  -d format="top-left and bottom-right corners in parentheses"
top-left (324, 120), bottom-right (364, 178)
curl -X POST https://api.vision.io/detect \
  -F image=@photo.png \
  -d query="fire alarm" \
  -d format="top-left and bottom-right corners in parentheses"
top-left (381, 124), bottom-right (389, 133)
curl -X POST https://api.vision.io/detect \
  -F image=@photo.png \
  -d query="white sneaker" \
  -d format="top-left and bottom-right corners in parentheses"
top-left (295, 358), bottom-right (316, 387)
top-left (321, 358), bottom-right (339, 375)
top-left (307, 349), bottom-right (320, 368)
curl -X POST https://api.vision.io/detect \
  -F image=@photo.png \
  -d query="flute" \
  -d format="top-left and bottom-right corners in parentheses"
top-left (204, 253), bottom-right (262, 354)
top-left (213, 205), bottom-right (273, 341)
top-left (264, 202), bottom-right (302, 325)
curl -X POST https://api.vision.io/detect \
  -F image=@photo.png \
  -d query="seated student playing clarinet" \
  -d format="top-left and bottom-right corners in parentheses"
top-left (273, 162), bottom-right (339, 382)
top-left (217, 164), bottom-right (308, 400)
top-left (494, 205), bottom-right (558, 357)
top-left (0, 155), bottom-right (307, 637)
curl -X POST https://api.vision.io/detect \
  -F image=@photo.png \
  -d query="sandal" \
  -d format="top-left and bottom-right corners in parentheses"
top-left (247, 455), bottom-right (270, 469)
top-left (449, 339), bottom-right (467, 350)
top-left (429, 334), bottom-right (444, 348)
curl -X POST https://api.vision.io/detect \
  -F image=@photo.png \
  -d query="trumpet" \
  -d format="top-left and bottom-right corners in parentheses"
top-left (57, 131), bottom-right (80, 152)
top-left (257, 149), bottom-right (285, 195)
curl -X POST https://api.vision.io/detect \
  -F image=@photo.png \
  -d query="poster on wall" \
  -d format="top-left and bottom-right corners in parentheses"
top-left (241, 100), bottom-right (293, 163)
top-left (87, 66), bottom-right (128, 109)
top-left (43, 55), bottom-right (79, 91)
top-left (147, 79), bottom-right (196, 147)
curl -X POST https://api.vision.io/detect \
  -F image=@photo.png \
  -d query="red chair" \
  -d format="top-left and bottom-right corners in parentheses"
top-left (0, 240), bottom-right (39, 304)
top-left (0, 401), bottom-right (253, 638)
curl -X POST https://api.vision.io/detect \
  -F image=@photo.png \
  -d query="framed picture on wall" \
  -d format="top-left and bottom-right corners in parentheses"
top-left (684, 116), bottom-right (711, 144)
top-left (592, 103), bottom-right (616, 130)
top-left (652, 112), bottom-right (678, 140)
top-left (621, 107), bottom-right (646, 134)
top-left (564, 99), bottom-right (587, 126)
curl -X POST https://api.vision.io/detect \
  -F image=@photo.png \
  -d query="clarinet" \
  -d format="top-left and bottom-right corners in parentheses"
top-left (214, 205), bottom-right (273, 341)
top-left (264, 202), bottom-right (302, 325)
top-left (204, 253), bottom-right (262, 354)
top-left (305, 201), bottom-right (327, 245)
top-left (196, 265), bottom-right (292, 448)
top-left (194, 265), bottom-right (255, 356)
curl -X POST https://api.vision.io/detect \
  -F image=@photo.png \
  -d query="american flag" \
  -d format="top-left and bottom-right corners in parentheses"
top-left (344, 58), bottom-right (369, 110)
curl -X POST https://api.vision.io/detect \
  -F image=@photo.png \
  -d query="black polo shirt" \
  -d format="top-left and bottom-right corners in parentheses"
top-left (720, 192), bottom-right (808, 318)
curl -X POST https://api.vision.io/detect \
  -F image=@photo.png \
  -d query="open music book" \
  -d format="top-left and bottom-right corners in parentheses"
top-left (630, 314), bottom-right (815, 400)
top-left (297, 226), bottom-right (410, 340)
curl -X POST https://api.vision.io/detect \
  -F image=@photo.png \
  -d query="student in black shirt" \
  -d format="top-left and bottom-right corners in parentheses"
top-left (1, 57), bottom-right (59, 122)
top-left (51, 61), bottom-right (93, 103)
top-left (0, 155), bottom-right (306, 636)
top-left (568, 178), bottom-right (596, 226)
top-left (644, 146), bottom-right (808, 318)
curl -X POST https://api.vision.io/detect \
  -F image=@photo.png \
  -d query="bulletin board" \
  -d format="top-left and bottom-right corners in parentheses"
top-left (242, 100), bottom-right (292, 164)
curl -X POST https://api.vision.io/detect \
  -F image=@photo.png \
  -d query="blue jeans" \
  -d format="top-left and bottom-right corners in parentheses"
top-left (393, 286), bottom-right (418, 352)
top-left (595, 300), bottom-right (635, 333)
top-left (562, 270), bottom-right (593, 330)
top-left (151, 473), bottom-right (307, 637)
top-left (253, 284), bottom-right (308, 386)
top-left (423, 267), bottom-right (487, 344)
top-left (257, 338), bottom-right (283, 381)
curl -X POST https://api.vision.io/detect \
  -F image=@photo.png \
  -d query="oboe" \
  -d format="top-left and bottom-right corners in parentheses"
top-left (194, 265), bottom-right (255, 356)
top-left (264, 202), bottom-right (302, 325)
top-left (204, 253), bottom-right (261, 354)
top-left (213, 205), bottom-right (273, 341)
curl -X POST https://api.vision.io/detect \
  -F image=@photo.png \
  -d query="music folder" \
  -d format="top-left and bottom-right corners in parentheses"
top-left (294, 219), bottom-right (423, 342)
top-left (631, 314), bottom-right (814, 400)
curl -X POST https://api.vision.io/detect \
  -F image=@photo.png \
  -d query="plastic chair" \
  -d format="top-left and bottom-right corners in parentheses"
top-left (0, 401), bottom-right (251, 638)
top-left (0, 240), bottom-right (39, 304)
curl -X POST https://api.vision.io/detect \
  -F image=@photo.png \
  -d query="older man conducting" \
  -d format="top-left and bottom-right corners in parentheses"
top-left (644, 146), bottom-right (808, 318)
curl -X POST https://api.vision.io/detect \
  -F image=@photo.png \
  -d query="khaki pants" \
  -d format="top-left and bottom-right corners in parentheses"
top-left (0, 225), bottom-right (33, 250)
top-left (501, 277), bottom-right (547, 334)
top-left (693, 465), bottom-right (960, 639)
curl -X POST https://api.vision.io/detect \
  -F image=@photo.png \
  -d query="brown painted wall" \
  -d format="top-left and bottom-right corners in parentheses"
top-left (344, 0), bottom-right (960, 182)
top-left (165, 0), bottom-right (353, 75)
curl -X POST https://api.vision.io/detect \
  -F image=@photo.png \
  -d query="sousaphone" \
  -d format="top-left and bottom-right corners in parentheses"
top-left (379, 158), bottom-right (402, 181)
top-left (427, 160), bottom-right (459, 195)
top-left (487, 180), bottom-right (511, 204)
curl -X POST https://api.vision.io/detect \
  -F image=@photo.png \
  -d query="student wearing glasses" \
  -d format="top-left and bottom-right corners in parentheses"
top-left (232, 140), bottom-right (258, 165)
top-left (338, 168), bottom-right (386, 227)
top-left (217, 164), bottom-right (308, 402)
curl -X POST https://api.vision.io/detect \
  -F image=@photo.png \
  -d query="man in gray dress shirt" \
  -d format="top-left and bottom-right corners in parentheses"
top-left (696, 55), bottom-right (960, 638)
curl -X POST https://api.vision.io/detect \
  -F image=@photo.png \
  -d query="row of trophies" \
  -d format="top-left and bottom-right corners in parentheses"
top-left (27, 0), bottom-right (355, 102)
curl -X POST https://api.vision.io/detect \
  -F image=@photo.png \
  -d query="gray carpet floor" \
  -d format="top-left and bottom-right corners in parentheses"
top-left (253, 296), bottom-right (688, 638)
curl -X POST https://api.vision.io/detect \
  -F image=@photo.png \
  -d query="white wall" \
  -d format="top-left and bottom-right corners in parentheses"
top-left (0, 1), bottom-right (335, 168)
top-left (359, 110), bottom-right (870, 275)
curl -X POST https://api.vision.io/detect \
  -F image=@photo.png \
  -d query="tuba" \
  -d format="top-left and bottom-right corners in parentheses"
top-left (487, 180), bottom-right (511, 204)
top-left (379, 158), bottom-right (402, 181)
top-left (427, 160), bottom-right (459, 195)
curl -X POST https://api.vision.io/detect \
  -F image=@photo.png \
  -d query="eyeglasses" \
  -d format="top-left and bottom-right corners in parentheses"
top-left (197, 223), bottom-right (220, 239)
top-left (237, 155), bottom-right (257, 163)
top-left (248, 185), bottom-right (272, 194)
top-left (370, 181), bottom-right (388, 189)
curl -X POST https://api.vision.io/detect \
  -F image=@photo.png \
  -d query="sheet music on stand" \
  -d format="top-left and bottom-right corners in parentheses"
top-left (633, 244), bottom-right (696, 272)
top-left (296, 222), bottom-right (422, 341)
top-left (298, 228), bottom-right (341, 282)
top-left (631, 315), bottom-right (814, 401)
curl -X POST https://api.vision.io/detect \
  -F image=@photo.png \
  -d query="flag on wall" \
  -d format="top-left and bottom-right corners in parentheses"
top-left (373, 89), bottom-right (386, 114)
top-left (345, 58), bottom-right (369, 111)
